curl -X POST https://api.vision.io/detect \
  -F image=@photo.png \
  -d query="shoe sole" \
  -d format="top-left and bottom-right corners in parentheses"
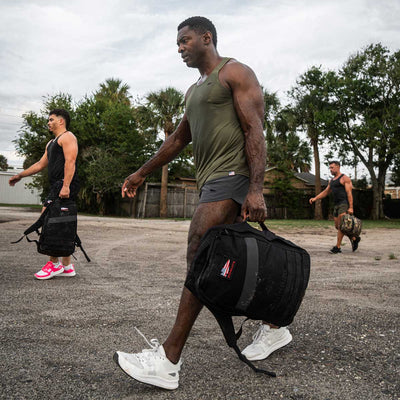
top-left (242, 331), bottom-right (293, 361)
top-left (34, 268), bottom-right (64, 280)
top-left (58, 271), bottom-right (76, 277)
top-left (113, 352), bottom-right (178, 390)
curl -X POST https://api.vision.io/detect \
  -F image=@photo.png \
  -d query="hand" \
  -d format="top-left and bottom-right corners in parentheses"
top-left (347, 207), bottom-right (354, 215)
top-left (9, 174), bottom-right (21, 186)
top-left (59, 185), bottom-right (70, 198)
top-left (309, 197), bottom-right (316, 204)
top-left (122, 172), bottom-right (146, 198)
top-left (241, 191), bottom-right (266, 222)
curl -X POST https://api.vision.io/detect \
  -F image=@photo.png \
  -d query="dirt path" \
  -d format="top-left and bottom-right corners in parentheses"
top-left (0, 207), bottom-right (399, 400)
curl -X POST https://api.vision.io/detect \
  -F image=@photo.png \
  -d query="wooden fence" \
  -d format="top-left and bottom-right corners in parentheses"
top-left (119, 183), bottom-right (199, 218)
top-left (118, 183), bottom-right (319, 219)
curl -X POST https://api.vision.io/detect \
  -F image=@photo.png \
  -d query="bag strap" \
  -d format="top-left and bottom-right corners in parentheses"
top-left (11, 213), bottom-right (44, 244)
top-left (75, 234), bottom-right (91, 262)
top-left (212, 311), bottom-right (276, 377)
top-left (258, 221), bottom-right (270, 232)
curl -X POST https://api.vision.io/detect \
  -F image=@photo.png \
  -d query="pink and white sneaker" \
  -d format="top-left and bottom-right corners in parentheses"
top-left (34, 261), bottom-right (64, 280)
top-left (59, 264), bottom-right (76, 277)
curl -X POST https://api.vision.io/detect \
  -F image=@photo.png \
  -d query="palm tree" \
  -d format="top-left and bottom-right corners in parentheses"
top-left (145, 87), bottom-right (184, 217)
top-left (289, 67), bottom-right (334, 220)
top-left (95, 78), bottom-right (131, 105)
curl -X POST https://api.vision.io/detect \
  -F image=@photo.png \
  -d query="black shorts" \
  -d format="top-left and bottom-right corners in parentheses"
top-left (43, 180), bottom-right (80, 207)
top-left (199, 175), bottom-right (250, 205)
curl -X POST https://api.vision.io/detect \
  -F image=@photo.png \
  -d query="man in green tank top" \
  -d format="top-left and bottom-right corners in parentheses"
top-left (114, 16), bottom-right (291, 390)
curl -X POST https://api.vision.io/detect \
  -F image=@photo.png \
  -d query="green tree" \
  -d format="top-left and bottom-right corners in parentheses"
top-left (266, 107), bottom-right (311, 172)
top-left (95, 78), bottom-right (131, 106)
top-left (329, 43), bottom-right (400, 219)
top-left (142, 87), bottom-right (185, 217)
top-left (75, 81), bottom-right (153, 214)
top-left (0, 154), bottom-right (9, 170)
top-left (289, 66), bottom-right (337, 220)
top-left (13, 81), bottom-right (158, 215)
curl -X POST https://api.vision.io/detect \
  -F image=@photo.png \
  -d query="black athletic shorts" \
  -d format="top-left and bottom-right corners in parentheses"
top-left (43, 180), bottom-right (80, 207)
top-left (199, 175), bottom-right (250, 205)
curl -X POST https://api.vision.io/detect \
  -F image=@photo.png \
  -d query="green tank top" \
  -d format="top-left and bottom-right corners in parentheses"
top-left (186, 57), bottom-right (249, 189)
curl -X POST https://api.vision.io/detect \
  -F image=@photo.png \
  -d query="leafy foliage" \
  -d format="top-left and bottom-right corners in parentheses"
top-left (265, 106), bottom-right (311, 173)
top-left (0, 154), bottom-right (9, 170)
top-left (325, 43), bottom-right (400, 218)
top-left (12, 81), bottom-right (196, 214)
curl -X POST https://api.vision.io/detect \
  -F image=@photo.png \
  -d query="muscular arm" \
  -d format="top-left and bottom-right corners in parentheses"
top-left (309, 185), bottom-right (331, 203)
top-left (8, 146), bottom-right (49, 186)
top-left (58, 132), bottom-right (78, 198)
top-left (221, 60), bottom-right (266, 221)
top-left (343, 176), bottom-right (354, 213)
top-left (122, 115), bottom-right (192, 198)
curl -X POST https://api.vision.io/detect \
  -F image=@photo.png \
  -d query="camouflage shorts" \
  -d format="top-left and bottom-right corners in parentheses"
top-left (333, 203), bottom-right (348, 217)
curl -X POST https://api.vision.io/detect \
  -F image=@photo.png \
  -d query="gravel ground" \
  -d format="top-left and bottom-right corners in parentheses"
top-left (0, 207), bottom-right (399, 400)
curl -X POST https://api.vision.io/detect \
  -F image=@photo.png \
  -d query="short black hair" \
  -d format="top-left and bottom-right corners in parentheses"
top-left (329, 160), bottom-right (340, 167)
top-left (49, 108), bottom-right (70, 130)
top-left (178, 16), bottom-right (217, 48)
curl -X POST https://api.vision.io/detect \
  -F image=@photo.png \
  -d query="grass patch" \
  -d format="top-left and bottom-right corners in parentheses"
top-left (1, 204), bottom-right (400, 229)
top-left (0, 203), bottom-right (42, 209)
top-left (389, 253), bottom-right (398, 260)
top-left (255, 219), bottom-right (400, 230)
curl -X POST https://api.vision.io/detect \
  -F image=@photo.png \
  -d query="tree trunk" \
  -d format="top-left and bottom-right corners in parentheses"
top-left (371, 182), bottom-right (380, 220)
top-left (96, 192), bottom-right (105, 216)
top-left (160, 131), bottom-right (169, 218)
top-left (160, 164), bottom-right (168, 218)
top-left (312, 137), bottom-right (323, 220)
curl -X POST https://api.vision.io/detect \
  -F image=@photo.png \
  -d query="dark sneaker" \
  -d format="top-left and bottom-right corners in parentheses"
top-left (330, 246), bottom-right (342, 254)
top-left (351, 236), bottom-right (361, 252)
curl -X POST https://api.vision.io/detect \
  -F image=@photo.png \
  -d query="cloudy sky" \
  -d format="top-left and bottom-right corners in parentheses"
top-left (1, 0), bottom-right (399, 178)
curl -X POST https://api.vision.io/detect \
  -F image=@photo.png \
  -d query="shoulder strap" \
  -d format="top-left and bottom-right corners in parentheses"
top-left (11, 209), bottom-right (47, 244)
top-left (54, 131), bottom-right (68, 143)
top-left (212, 311), bottom-right (276, 377)
top-left (213, 57), bottom-right (231, 74)
top-left (75, 234), bottom-right (91, 262)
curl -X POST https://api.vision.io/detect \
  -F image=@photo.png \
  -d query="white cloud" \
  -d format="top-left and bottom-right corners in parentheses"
top-left (1, 0), bottom-right (399, 175)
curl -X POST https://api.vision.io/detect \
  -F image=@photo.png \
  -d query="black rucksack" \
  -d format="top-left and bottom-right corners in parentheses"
top-left (12, 198), bottom-right (90, 262)
top-left (185, 221), bottom-right (310, 376)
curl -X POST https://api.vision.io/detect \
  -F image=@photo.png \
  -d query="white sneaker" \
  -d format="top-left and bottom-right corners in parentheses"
top-left (114, 332), bottom-right (181, 390)
top-left (241, 324), bottom-right (292, 361)
top-left (59, 264), bottom-right (76, 277)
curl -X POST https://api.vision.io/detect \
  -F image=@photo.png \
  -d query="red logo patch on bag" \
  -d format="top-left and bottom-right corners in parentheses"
top-left (220, 258), bottom-right (236, 279)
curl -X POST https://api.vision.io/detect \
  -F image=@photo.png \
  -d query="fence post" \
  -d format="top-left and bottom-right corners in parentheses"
top-left (184, 187), bottom-right (187, 219)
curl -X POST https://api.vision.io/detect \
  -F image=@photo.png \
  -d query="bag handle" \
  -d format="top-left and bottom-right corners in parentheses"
top-left (258, 221), bottom-right (270, 232)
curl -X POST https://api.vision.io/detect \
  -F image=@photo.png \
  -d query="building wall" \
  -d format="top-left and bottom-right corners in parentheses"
top-left (0, 171), bottom-right (41, 205)
top-left (385, 187), bottom-right (400, 199)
